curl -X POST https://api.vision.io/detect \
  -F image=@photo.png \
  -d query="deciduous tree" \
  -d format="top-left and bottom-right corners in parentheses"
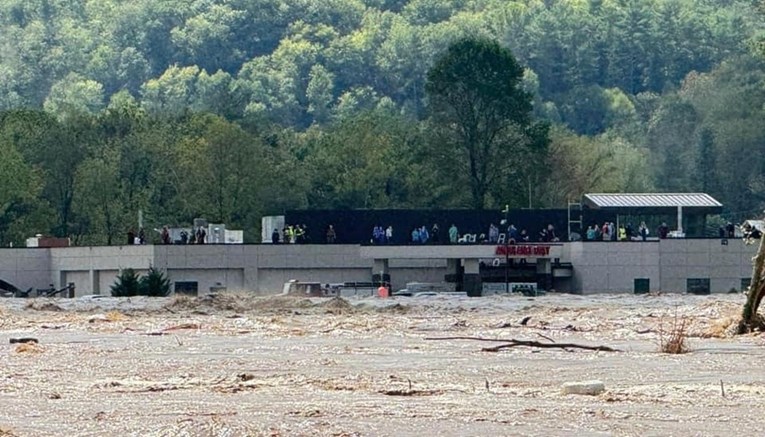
top-left (425, 37), bottom-right (548, 209)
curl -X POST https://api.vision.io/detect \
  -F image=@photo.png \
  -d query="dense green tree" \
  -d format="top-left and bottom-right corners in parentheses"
top-left (0, 122), bottom-right (45, 245)
top-left (539, 127), bottom-right (652, 207)
top-left (170, 4), bottom-right (247, 73)
top-left (74, 149), bottom-right (125, 246)
top-left (193, 69), bottom-right (238, 117)
top-left (302, 109), bottom-right (425, 208)
top-left (425, 37), bottom-right (548, 209)
top-left (646, 98), bottom-right (700, 191)
top-left (0, 111), bottom-right (88, 237)
top-left (43, 73), bottom-right (105, 117)
top-left (695, 128), bottom-right (717, 194)
top-left (141, 65), bottom-right (200, 115)
top-left (306, 64), bottom-right (335, 124)
top-left (139, 266), bottom-right (171, 296)
top-left (0, 0), bottom-right (761, 243)
top-left (110, 268), bottom-right (141, 297)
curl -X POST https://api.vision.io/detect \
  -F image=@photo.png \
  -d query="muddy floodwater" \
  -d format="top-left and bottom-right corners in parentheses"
top-left (0, 293), bottom-right (763, 436)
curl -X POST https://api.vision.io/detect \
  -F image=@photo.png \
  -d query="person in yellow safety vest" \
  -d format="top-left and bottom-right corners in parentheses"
top-left (287, 225), bottom-right (296, 244)
top-left (618, 224), bottom-right (627, 241)
top-left (295, 224), bottom-right (305, 243)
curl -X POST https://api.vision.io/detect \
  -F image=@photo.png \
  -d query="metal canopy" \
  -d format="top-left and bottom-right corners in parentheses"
top-left (582, 193), bottom-right (723, 234)
top-left (583, 193), bottom-right (722, 210)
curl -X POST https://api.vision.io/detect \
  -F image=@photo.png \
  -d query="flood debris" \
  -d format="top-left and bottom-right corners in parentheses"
top-left (24, 301), bottom-right (63, 312)
top-left (320, 297), bottom-right (356, 315)
top-left (561, 381), bottom-right (606, 396)
top-left (0, 426), bottom-right (17, 437)
top-left (162, 323), bottom-right (201, 331)
top-left (88, 314), bottom-right (110, 323)
top-left (379, 388), bottom-right (443, 397)
top-left (425, 336), bottom-right (620, 352)
top-left (9, 337), bottom-right (38, 344)
top-left (658, 312), bottom-right (691, 354)
top-left (15, 342), bottom-right (43, 354)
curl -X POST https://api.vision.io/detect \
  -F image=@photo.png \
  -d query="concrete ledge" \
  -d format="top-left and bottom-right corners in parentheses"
top-left (360, 244), bottom-right (564, 259)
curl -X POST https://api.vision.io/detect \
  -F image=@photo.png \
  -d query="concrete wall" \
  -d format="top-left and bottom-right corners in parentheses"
top-left (154, 244), bottom-right (373, 294)
top-left (569, 242), bottom-right (661, 293)
top-left (50, 246), bottom-right (154, 296)
top-left (0, 249), bottom-right (51, 292)
top-left (97, 270), bottom-right (119, 295)
top-left (388, 258), bottom-right (448, 291)
top-left (0, 239), bottom-right (757, 297)
top-left (570, 239), bottom-right (757, 294)
top-left (658, 239), bottom-right (754, 293)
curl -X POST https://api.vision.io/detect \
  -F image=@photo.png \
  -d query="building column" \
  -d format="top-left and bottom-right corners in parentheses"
top-left (90, 270), bottom-right (100, 295)
top-left (536, 258), bottom-right (552, 291)
top-left (446, 258), bottom-right (459, 277)
top-left (463, 258), bottom-right (482, 297)
top-left (373, 258), bottom-right (390, 287)
top-left (677, 206), bottom-right (684, 234)
top-left (244, 266), bottom-right (259, 295)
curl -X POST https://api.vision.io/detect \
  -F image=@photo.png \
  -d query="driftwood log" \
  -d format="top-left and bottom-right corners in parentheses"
top-left (425, 336), bottom-right (619, 352)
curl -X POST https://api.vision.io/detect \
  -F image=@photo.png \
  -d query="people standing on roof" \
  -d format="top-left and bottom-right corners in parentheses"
top-left (519, 229), bottom-right (530, 242)
top-left (411, 227), bottom-right (420, 244)
top-left (602, 222), bottom-right (610, 241)
top-left (488, 223), bottom-right (499, 244)
top-left (419, 225), bottom-right (429, 244)
top-left (448, 224), bottom-right (459, 244)
top-left (431, 224), bottom-right (440, 243)
top-left (288, 225), bottom-right (296, 243)
top-left (385, 225), bottom-right (393, 244)
top-left (618, 224), bottom-right (627, 241)
top-left (507, 224), bottom-right (518, 242)
top-left (272, 228), bottom-right (280, 244)
top-left (639, 222), bottom-right (649, 241)
top-left (547, 224), bottom-right (558, 242)
top-left (372, 225), bottom-right (384, 244)
top-left (326, 225), bottom-right (336, 243)
top-left (658, 222), bottom-right (669, 239)
top-left (586, 225), bottom-right (596, 241)
top-left (726, 221), bottom-right (735, 238)
top-left (745, 223), bottom-right (762, 239)
top-left (161, 226), bottom-right (171, 245)
top-left (295, 224), bottom-right (305, 243)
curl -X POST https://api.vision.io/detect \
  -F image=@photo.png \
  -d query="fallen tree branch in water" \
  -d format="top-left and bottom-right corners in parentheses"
top-left (424, 336), bottom-right (619, 352)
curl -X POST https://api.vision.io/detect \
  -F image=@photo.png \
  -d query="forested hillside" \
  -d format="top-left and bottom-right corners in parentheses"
top-left (0, 0), bottom-right (763, 244)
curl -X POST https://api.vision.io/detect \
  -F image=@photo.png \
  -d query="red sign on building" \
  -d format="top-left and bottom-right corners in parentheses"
top-left (495, 245), bottom-right (551, 257)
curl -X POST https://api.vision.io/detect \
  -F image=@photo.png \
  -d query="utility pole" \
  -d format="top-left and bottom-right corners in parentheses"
top-left (502, 204), bottom-right (510, 295)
